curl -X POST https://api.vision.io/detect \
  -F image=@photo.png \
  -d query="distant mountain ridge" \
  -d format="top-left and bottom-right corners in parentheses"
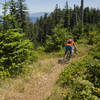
top-left (29, 12), bottom-right (50, 23)
top-left (0, 12), bottom-right (50, 24)
top-left (29, 12), bottom-right (47, 17)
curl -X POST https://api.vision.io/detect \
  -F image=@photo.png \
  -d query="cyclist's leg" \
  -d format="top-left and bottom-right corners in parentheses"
top-left (69, 46), bottom-right (72, 57)
top-left (64, 45), bottom-right (69, 59)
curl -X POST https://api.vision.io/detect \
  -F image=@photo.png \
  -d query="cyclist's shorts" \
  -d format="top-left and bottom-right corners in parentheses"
top-left (65, 45), bottom-right (72, 54)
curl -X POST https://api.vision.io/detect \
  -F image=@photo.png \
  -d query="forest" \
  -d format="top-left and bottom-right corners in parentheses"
top-left (0, 0), bottom-right (100, 100)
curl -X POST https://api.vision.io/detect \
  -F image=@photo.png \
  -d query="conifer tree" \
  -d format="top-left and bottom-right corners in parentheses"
top-left (0, 29), bottom-right (35, 77)
top-left (10, 0), bottom-right (16, 15)
top-left (2, 0), bottom-right (10, 32)
top-left (16, 0), bottom-right (28, 32)
top-left (80, 0), bottom-right (84, 25)
top-left (74, 5), bottom-right (78, 26)
top-left (63, 1), bottom-right (70, 29)
top-left (9, 0), bottom-right (17, 28)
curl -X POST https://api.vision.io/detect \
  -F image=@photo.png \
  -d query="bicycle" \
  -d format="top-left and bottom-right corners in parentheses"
top-left (63, 48), bottom-right (78, 64)
top-left (63, 49), bottom-right (71, 63)
top-left (58, 50), bottom-right (70, 64)
top-left (58, 48), bottom-right (78, 64)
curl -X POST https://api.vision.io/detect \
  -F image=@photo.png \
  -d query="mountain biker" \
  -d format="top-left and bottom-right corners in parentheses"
top-left (64, 37), bottom-right (77, 59)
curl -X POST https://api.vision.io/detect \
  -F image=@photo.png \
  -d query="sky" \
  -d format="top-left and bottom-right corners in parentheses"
top-left (25, 0), bottom-right (100, 14)
top-left (0, 0), bottom-right (100, 15)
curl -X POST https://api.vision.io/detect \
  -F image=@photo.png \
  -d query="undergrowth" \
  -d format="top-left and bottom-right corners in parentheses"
top-left (47, 56), bottom-right (100, 100)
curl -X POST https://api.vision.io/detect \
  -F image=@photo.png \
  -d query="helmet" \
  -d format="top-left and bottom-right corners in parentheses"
top-left (69, 37), bottom-right (74, 40)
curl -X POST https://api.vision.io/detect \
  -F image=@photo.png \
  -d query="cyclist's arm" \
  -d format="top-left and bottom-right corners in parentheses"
top-left (73, 42), bottom-right (77, 50)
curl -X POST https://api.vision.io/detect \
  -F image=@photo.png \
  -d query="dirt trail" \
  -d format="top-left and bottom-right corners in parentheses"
top-left (0, 56), bottom-right (83, 100)
top-left (0, 45), bottom-right (88, 100)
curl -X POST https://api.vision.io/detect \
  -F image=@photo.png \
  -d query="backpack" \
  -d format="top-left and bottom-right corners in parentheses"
top-left (67, 39), bottom-right (73, 44)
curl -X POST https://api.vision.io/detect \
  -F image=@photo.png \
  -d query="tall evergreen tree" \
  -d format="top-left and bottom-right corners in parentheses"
top-left (2, 0), bottom-right (10, 32)
top-left (9, 0), bottom-right (17, 28)
top-left (74, 5), bottom-right (78, 26)
top-left (63, 1), bottom-right (70, 29)
top-left (80, 0), bottom-right (84, 25)
top-left (42, 13), bottom-right (48, 44)
top-left (10, 0), bottom-right (16, 15)
top-left (16, 0), bottom-right (28, 32)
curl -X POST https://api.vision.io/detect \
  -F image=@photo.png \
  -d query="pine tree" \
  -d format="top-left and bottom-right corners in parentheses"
top-left (54, 4), bottom-right (59, 24)
top-left (0, 29), bottom-right (36, 77)
top-left (80, 0), bottom-right (84, 25)
top-left (2, 1), bottom-right (10, 32)
top-left (37, 16), bottom-right (44, 45)
top-left (16, 0), bottom-right (28, 32)
top-left (8, 0), bottom-right (17, 29)
top-left (10, 0), bottom-right (16, 15)
top-left (53, 4), bottom-right (62, 25)
top-left (74, 5), bottom-right (78, 26)
top-left (42, 13), bottom-right (48, 44)
top-left (63, 1), bottom-right (70, 29)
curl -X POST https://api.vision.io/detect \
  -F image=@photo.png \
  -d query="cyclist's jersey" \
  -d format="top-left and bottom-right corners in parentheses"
top-left (66, 39), bottom-right (75, 46)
